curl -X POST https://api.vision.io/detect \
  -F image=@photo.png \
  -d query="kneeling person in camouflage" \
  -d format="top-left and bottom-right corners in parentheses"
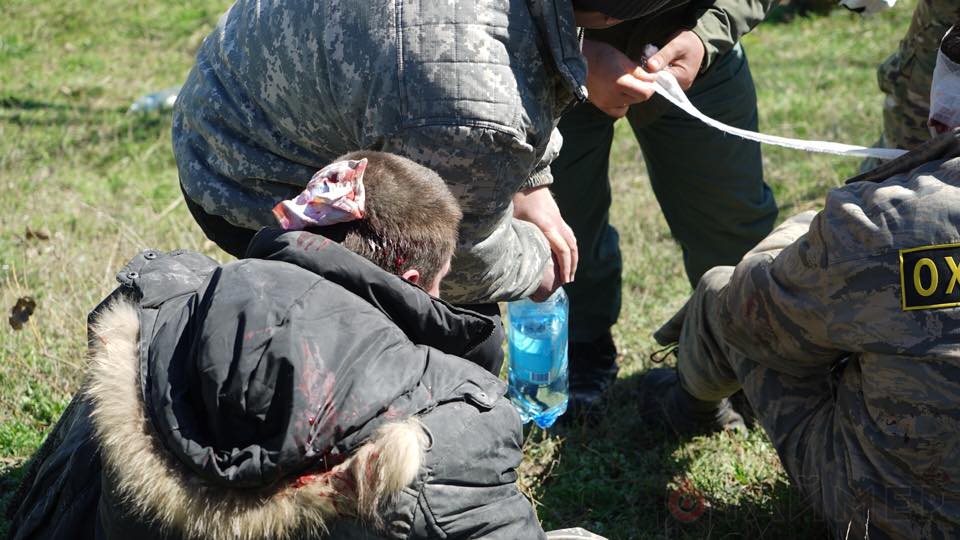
top-left (641, 24), bottom-right (960, 539)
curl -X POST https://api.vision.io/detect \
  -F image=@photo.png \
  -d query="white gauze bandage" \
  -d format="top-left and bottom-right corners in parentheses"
top-left (930, 32), bottom-right (960, 131)
top-left (638, 45), bottom-right (907, 160)
top-left (272, 158), bottom-right (368, 230)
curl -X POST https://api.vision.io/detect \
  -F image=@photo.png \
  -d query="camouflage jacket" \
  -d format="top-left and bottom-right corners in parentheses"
top-left (715, 131), bottom-right (960, 537)
top-left (172, 0), bottom-right (587, 304)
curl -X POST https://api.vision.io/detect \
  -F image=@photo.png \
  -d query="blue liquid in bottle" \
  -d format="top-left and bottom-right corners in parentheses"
top-left (507, 288), bottom-right (568, 428)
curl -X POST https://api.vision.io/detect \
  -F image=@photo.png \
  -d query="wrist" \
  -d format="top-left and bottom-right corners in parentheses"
top-left (581, 38), bottom-right (602, 60)
top-left (681, 29), bottom-right (707, 73)
top-left (581, 38), bottom-right (614, 73)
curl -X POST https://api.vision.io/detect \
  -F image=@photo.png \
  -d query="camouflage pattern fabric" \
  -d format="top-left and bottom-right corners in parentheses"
top-left (877, 0), bottom-right (954, 151)
top-left (172, 0), bottom-right (587, 304)
top-left (663, 131), bottom-right (960, 538)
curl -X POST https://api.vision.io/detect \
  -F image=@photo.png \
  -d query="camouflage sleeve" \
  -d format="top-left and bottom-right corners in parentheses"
top-left (717, 210), bottom-right (849, 378)
top-left (657, 212), bottom-right (818, 345)
top-left (519, 128), bottom-right (563, 190)
top-left (689, 0), bottom-right (777, 71)
top-left (382, 125), bottom-right (551, 304)
top-left (741, 211), bottom-right (817, 259)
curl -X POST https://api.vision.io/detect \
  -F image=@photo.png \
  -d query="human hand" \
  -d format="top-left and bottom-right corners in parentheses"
top-left (529, 255), bottom-right (561, 302)
top-left (644, 30), bottom-right (706, 91)
top-left (512, 185), bottom-right (578, 286)
top-left (582, 38), bottom-right (658, 118)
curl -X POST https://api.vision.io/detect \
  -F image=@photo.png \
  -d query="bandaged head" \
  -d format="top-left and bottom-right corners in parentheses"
top-left (273, 159), bottom-right (367, 230)
top-left (930, 25), bottom-right (960, 132)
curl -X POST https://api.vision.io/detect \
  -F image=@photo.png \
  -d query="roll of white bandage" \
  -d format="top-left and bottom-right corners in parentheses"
top-left (646, 70), bottom-right (907, 160)
top-left (635, 43), bottom-right (906, 161)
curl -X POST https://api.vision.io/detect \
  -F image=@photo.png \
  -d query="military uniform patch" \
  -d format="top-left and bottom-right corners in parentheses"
top-left (900, 243), bottom-right (960, 310)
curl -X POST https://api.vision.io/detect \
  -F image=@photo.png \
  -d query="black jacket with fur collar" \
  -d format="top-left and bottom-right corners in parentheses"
top-left (6, 229), bottom-right (544, 540)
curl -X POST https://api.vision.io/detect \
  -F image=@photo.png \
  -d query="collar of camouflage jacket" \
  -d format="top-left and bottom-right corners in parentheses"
top-left (846, 128), bottom-right (960, 185)
top-left (528, 0), bottom-right (589, 102)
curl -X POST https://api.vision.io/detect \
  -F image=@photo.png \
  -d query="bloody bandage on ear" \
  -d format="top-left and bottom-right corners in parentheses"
top-left (273, 159), bottom-right (368, 230)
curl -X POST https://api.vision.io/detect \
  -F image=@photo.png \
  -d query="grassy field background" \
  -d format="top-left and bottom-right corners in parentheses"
top-left (0, 1), bottom-right (914, 538)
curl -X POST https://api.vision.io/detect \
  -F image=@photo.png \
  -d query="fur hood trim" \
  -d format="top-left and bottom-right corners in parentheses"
top-left (85, 298), bottom-right (428, 540)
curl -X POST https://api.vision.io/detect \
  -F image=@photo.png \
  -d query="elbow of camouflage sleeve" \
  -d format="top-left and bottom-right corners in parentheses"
top-left (520, 128), bottom-right (562, 191)
top-left (494, 218), bottom-right (552, 301)
top-left (440, 217), bottom-right (551, 304)
top-left (519, 165), bottom-right (554, 191)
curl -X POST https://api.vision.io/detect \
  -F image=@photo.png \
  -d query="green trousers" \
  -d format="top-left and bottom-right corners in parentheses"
top-left (551, 43), bottom-right (777, 345)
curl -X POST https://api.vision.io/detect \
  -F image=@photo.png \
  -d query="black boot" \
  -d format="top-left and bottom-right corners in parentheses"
top-left (566, 331), bottom-right (619, 419)
top-left (639, 368), bottom-right (745, 436)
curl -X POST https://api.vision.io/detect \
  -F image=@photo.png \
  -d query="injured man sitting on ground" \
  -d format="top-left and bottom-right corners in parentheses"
top-left (639, 20), bottom-right (960, 540)
top-left (5, 151), bottom-right (598, 540)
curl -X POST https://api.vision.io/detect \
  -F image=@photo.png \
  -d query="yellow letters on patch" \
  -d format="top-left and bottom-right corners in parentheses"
top-left (913, 258), bottom-right (938, 297)
top-left (900, 243), bottom-right (960, 311)
top-left (946, 256), bottom-right (960, 295)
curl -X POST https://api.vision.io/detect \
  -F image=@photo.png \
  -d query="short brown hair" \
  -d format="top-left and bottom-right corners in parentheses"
top-left (312, 151), bottom-right (461, 287)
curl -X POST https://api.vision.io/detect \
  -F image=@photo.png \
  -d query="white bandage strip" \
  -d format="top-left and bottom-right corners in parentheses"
top-left (929, 45), bottom-right (960, 129)
top-left (645, 70), bottom-right (908, 160)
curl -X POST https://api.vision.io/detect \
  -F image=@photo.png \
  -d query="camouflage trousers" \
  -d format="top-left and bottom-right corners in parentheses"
top-left (877, 0), bottom-right (954, 151)
top-left (674, 264), bottom-right (852, 534)
top-left (668, 214), bottom-right (936, 538)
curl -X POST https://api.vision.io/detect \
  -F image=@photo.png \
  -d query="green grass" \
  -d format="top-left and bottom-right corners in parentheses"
top-left (0, 1), bottom-right (913, 538)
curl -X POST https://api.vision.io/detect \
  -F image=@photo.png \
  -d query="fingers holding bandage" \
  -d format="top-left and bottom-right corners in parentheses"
top-left (581, 32), bottom-right (705, 118)
top-left (582, 39), bottom-right (658, 118)
top-left (643, 31), bottom-right (706, 91)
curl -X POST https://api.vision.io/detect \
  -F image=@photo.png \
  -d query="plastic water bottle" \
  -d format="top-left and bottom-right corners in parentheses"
top-left (507, 288), bottom-right (569, 428)
top-left (128, 86), bottom-right (181, 113)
